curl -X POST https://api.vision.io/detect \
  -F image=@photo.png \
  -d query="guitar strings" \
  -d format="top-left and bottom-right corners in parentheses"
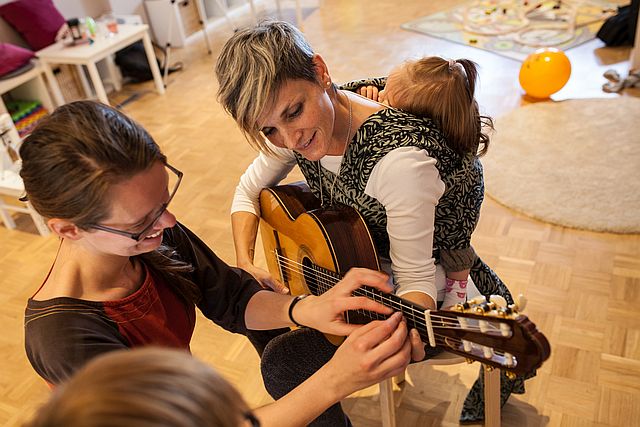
top-left (274, 257), bottom-right (512, 364)
top-left (275, 255), bottom-right (493, 331)
top-left (274, 254), bottom-right (502, 334)
top-left (275, 254), bottom-right (477, 323)
top-left (275, 255), bottom-right (505, 338)
top-left (276, 255), bottom-right (517, 368)
top-left (275, 255), bottom-right (456, 323)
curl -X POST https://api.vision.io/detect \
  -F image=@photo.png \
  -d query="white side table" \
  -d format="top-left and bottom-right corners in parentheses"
top-left (0, 61), bottom-right (59, 115)
top-left (36, 24), bottom-right (165, 106)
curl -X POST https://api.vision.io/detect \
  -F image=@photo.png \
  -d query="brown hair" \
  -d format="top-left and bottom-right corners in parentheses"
top-left (24, 348), bottom-right (249, 427)
top-left (388, 57), bottom-right (493, 156)
top-left (19, 101), bottom-right (200, 303)
top-left (215, 20), bottom-right (318, 154)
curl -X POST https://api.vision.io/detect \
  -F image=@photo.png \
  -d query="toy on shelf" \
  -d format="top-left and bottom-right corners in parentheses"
top-left (6, 100), bottom-right (49, 139)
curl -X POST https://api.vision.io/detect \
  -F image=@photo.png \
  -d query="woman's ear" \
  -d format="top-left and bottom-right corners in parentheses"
top-left (312, 54), bottom-right (330, 85)
top-left (48, 218), bottom-right (84, 240)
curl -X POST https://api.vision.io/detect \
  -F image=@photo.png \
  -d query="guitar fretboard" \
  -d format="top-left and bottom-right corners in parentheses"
top-left (304, 263), bottom-right (436, 344)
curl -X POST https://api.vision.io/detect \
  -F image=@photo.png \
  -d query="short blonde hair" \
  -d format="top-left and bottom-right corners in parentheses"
top-left (25, 348), bottom-right (249, 427)
top-left (387, 56), bottom-right (492, 156)
top-left (215, 20), bottom-right (318, 153)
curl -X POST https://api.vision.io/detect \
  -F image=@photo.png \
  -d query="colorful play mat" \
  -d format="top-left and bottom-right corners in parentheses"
top-left (401, 0), bottom-right (619, 61)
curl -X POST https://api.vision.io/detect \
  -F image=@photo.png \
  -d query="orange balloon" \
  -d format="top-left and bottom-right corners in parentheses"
top-left (519, 48), bottom-right (571, 98)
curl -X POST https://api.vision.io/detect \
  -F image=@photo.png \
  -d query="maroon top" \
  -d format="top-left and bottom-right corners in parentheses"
top-left (25, 222), bottom-right (263, 385)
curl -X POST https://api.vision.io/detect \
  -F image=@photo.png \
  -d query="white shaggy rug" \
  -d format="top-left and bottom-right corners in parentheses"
top-left (482, 97), bottom-right (640, 234)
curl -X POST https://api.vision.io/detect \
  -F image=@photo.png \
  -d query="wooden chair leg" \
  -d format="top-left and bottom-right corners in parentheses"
top-left (27, 201), bottom-right (50, 236)
top-left (0, 205), bottom-right (16, 229)
top-left (483, 367), bottom-right (501, 427)
top-left (379, 378), bottom-right (396, 427)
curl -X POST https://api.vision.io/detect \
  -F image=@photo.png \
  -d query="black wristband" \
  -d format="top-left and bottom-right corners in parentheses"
top-left (288, 294), bottom-right (309, 327)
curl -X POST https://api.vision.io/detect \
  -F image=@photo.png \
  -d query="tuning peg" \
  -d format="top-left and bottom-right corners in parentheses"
top-left (483, 364), bottom-right (495, 372)
top-left (489, 295), bottom-right (507, 308)
top-left (466, 358), bottom-right (475, 364)
top-left (508, 294), bottom-right (528, 313)
top-left (468, 295), bottom-right (487, 305)
top-left (505, 371), bottom-right (517, 380)
top-left (517, 294), bottom-right (527, 311)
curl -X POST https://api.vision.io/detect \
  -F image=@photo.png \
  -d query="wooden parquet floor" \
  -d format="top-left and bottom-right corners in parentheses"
top-left (1, 1), bottom-right (639, 426)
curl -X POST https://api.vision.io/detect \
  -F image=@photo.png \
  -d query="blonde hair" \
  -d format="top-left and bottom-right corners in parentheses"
top-left (25, 348), bottom-right (250, 427)
top-left (215, 20), bottom-right (318, 154)
top-left (388, 56), bottom-right (493, 156)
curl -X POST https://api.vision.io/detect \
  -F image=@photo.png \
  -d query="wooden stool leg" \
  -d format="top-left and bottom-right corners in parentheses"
top-left (379, 378), bottom-right (396, 427)
top-left (27, 202), bottom-right (50, 236)
top-left (483, 367), bottom-right (501, 427)
top-left (0, 205), bottom-right (16, 229)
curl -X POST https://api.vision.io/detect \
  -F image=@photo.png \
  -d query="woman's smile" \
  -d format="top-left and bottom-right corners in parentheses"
top-left (297, 131), bottom-right (317, 152)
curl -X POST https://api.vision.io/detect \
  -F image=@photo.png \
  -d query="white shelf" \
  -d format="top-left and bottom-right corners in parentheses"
top-left (0, 62), bottom-right (57, 116)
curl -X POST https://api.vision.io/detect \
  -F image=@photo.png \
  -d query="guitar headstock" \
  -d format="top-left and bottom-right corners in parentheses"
top-left (430, 295), bottom-right (550, 376)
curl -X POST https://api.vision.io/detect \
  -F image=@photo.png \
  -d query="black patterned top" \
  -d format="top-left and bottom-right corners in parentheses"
top-left (295, 107), bottom-right (483, 263)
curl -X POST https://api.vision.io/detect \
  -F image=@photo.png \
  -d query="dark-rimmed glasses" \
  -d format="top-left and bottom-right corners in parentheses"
top-left (88, 163), bottom-right (183, 241)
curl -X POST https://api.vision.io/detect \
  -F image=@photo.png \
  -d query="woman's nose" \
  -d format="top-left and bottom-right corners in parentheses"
top-left (282, 127), bottom-right (302, 150)
top-left (156, 209), bottom-right (177, 229)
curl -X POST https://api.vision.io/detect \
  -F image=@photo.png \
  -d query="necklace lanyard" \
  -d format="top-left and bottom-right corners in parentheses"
top-left (319, 91), bottom-right (353, 207)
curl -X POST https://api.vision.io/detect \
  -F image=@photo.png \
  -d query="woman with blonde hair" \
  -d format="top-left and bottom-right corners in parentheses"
top-left (216, 20), bottom-right (527, 423)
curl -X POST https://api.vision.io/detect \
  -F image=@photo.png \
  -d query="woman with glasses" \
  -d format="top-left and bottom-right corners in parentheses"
top-left (20, 101), bottom-right (418, 426)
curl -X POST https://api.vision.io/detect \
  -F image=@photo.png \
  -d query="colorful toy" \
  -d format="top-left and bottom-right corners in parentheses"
top-left (519, 47), bottom-right (571, 98)
top-left (6, 100), bottom-right (49, 138)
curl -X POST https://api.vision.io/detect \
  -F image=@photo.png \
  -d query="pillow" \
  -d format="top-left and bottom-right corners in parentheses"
top-left (0, 42), bottom-right (35, 78)
top-left (0, 0), bottom-right (65, 51)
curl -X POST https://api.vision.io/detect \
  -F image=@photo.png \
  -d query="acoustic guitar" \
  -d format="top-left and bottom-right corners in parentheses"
top-left (259, 182), bottom-right (550, 376)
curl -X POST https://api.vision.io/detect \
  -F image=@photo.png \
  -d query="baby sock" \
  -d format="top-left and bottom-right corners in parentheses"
top-left (442, 278), bottom-right (468, 308)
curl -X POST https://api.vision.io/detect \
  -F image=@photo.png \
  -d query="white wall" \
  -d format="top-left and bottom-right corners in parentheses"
top-left (52, 0), bottom-right (110, 19)
top-left (108, 0), bottom-right (149, 22)
top-left (0, 0), bottom-right (150, 45)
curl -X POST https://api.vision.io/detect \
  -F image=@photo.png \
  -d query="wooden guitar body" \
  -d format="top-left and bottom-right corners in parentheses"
top-left (258, 182), bottom-right (551, 375)
top-left (259, 181), bottom-right (380, 296)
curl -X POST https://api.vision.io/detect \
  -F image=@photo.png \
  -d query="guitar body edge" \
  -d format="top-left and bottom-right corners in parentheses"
top-left (259, 183), bottom-right (380, 345)
top-left (259, 182), bottom-right (379, 293)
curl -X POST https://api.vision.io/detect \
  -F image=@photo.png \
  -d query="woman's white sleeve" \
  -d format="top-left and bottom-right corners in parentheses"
top-left (231, 145), bottom-right (297, 216)
top-left (365, 147), bottom-right (445, 304)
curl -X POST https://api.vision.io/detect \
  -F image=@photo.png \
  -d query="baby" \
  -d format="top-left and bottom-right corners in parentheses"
top-left (359, 56), bottom-right (493, 308)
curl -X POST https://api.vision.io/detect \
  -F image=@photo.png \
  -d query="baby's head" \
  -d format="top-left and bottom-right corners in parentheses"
top-left (381, 56), bottom-right (485, 156)
top-left (381, 56), bottom-right (475, 113)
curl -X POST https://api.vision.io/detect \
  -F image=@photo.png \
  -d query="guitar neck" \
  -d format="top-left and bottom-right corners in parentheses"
top-left (305, 263), bottom-right (549, 375)
top-left (305, 264), bottom-right (431, 341)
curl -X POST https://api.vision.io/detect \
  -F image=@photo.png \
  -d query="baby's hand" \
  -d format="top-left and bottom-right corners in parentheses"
top-left (358, 85), bottom-right (380, 102)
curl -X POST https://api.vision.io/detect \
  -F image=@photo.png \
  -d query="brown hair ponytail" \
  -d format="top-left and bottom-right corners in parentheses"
top-left (391, 56), bottom-right (494, 157)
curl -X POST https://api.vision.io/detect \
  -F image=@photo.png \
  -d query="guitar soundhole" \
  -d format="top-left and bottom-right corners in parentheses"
top-left (301, 257), bottom-right (320, 295)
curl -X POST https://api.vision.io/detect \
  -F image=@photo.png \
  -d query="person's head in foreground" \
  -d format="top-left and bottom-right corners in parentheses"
top-left (24, 347), bottom-right (257, 427)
